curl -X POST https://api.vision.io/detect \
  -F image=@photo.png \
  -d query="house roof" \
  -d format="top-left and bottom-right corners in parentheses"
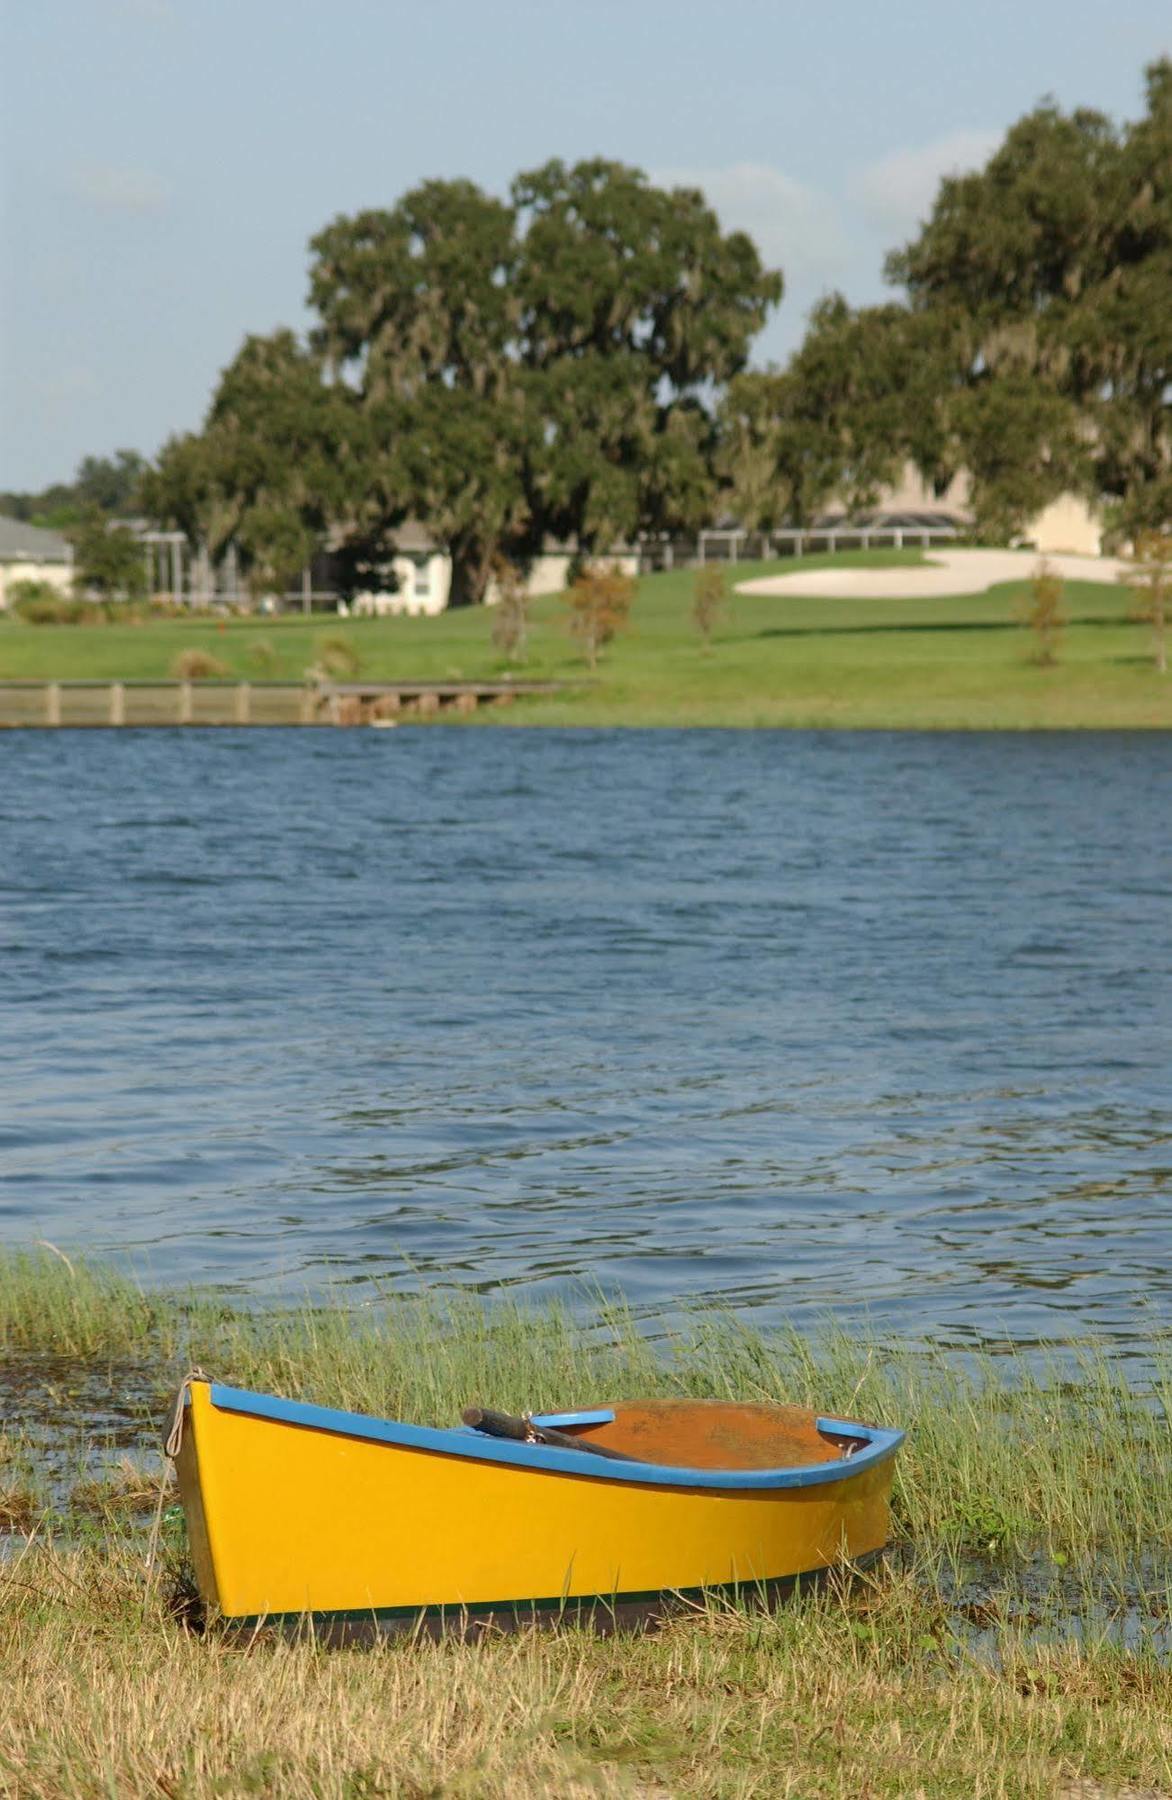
top-left (812, 509), bottom-right (967, 531)
top-left (0, 515), bottom-right (73, 563)
top-left (391, 519), bottom-right (439, 554)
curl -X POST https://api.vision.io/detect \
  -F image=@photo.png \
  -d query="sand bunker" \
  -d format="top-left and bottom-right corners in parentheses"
top-left (736, 548), bottom-right (1127, 601)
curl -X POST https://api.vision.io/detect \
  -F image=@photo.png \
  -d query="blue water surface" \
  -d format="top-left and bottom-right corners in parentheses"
top-left (1, 728), bottom-right (1169, 1362)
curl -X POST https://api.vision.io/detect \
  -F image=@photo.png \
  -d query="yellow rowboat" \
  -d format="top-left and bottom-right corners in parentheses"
top-left (170, 1379), bottom-right (904, 1639)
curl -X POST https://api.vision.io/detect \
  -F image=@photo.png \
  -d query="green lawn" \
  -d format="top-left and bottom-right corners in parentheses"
top-left (3, 548), bottom-right (1170, 729)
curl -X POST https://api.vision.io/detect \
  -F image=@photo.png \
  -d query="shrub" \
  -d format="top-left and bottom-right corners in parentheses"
top-left (1124, 530), bottom-right (1172, 675)
top-left (170, 648), bottom-right (229, 680)
top-left (693, 565), bottom-right (728, 650)
top-left (490, 557), bottom-right (530, 662)
top-left (8, 580), bottom-right (63, 618)
top-left (305, 634), bottom-right (362, 681)
top-left (8, 583), bottom-right (91, 625)
top-left (1019, 559), bottom-right (1065, 665)
top-left (565, 564), bottom-right (635, 669)
top-left (113, 600), bottom-right (158, 626)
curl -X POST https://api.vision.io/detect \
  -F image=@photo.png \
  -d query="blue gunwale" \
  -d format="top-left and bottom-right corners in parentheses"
top-left (206, 1383), bottom-right (905, 1491)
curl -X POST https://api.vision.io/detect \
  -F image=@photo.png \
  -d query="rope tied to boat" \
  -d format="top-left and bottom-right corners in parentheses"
top-left (162, 1367), bottom-right (210, 1461)
top-left (147, 1368), bottom-right (209, 1585)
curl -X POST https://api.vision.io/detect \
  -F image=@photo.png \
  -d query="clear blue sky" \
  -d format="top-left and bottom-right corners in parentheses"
top-left (2, 0), bottom-right (1168, 489)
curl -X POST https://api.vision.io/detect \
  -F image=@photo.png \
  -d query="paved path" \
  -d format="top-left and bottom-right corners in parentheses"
top-left (736, 547), bottom-right (1127, 600)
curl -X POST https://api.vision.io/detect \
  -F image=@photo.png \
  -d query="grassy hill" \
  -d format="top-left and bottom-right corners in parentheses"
top-left (2, 549), bottom-right (1170, 728)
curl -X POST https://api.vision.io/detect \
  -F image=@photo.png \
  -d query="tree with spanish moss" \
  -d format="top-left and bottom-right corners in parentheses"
top-left (513, 158), bottom-right (781, 559)
top-left (719, 299), bottom-right (933, 529)
top-left (143, 330), bottom-right (356, 599)
top-left (887, 60), bottom-right (1172, 541)
top-left (307, 162), bottom-right (781, 598)
top-left (309, 180), bottom-right (530, 607)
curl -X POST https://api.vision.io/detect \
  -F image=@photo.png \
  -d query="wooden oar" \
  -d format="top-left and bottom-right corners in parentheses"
top-left (461, 1405), bottom-right (643, 1463)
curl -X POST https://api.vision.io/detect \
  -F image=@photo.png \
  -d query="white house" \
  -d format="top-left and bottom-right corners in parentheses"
top-left (0, 516), bottom-right (74, 610)
top-left (352, 522), bottom-right (639, 617)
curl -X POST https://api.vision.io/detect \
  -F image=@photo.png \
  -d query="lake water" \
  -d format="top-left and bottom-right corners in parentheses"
top-left (1, 728), bottom-right (1170, 1363)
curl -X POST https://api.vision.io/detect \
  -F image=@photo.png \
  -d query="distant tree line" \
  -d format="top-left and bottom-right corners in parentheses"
top-left (0, 452), bottom-right (152, 604)
top-left (8, 62), bottom-right (1169, 604)
top-left (1, 450), bottom-right (147, 530)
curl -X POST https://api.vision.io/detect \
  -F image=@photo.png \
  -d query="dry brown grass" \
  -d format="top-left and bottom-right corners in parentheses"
top-left (170, 648), bottom-right (230, 680)
top-left (306, 633), bottom-right (363, 680)
top-left (0, 1431), bottom-right (38, 1534)
top-left (1, 1544), bottom-right (1169, 1798)
top-left (0, 1483), bottom-right (38, 1534)
top-left (68, 1457), bottom-right (172, 1518)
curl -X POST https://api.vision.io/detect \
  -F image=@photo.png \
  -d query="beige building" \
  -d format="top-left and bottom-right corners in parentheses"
top-left (872, 463), bottom-right (1104, 556)
top-left (0, 516), bottom-right (74, 609)
top-left (1022, 491), bottom-right (1103, 557)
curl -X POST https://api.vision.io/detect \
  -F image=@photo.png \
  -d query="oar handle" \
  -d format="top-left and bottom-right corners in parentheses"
top-left (461, 1406), bottom-right (529, 1441)
top-left (461, 1405), bottom-right (641, 1463)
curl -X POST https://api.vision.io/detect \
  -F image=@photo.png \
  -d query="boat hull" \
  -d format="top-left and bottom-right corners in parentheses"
top-left (174, 1382), bottom-right (901, 1634)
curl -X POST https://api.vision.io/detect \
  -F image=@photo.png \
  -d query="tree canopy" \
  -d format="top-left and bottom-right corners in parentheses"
top-left (137, 67), bottom-right (1172, 586)
top-left (145, 161), bottom-right (780, 602)
top-left (308, 179), bottom-right (530, 605)
top-left (143, 331), bottom-right (356, 598)
top-left (886, 58), bottom-right (1172, 539)
top-left (70, 512), bottom-right (148, 600)
top-left (511, 159), bottom-right (778, 562)
top-left (2, 451), bottom-right (148, 530)
top-left (720, 299), bottom-right (942, 528)
top-left (723, 59), bottom-right (1171, 546)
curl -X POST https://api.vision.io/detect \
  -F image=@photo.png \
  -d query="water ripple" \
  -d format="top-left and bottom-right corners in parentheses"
top-left (0, 728), bottom-right (1170, 1365)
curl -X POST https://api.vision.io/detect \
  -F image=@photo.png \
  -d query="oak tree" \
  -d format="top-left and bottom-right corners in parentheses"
top-left (514, 159), bottom-right (781, 558)
top-left (309, 180), bottom-right (527, 605)
top-left (144, 331), bottom-right (353, 598)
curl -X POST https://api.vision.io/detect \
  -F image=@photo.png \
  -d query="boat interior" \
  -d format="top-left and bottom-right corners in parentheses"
top-left (515, 1399), bottom-right (866, 1470)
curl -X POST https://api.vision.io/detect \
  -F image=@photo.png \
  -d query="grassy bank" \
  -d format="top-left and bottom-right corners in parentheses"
top-left (2, 1250), bottom-right (1169, 1795)
top-left (1, 1249), bottom-right (1170, 1558)
top-left (3, 551), bottom-right (1170, 728)
top-left (3, 1541), bottom-right (1169, 1798)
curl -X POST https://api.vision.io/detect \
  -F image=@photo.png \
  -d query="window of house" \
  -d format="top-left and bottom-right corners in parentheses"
top-left (413, 556), bottom-right (432, 597)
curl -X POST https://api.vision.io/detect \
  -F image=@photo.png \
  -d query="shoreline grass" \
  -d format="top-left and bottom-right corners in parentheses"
top-left (2, 1251), bottom-right (1170, 1794)
top-left (3, 553), bottom-right (1171, 729)
top-left (2, 1250), bottom-right (1168, 1561)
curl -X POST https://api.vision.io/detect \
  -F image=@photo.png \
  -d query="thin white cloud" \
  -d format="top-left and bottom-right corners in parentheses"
top-left (854, 129), bottom-right (1002, 234)
top-left (69, 163), bottom-right (169, 215)
top-left (654, 162), bottom-right (848, 279)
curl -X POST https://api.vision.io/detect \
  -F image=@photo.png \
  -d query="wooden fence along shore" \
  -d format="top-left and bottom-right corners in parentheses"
top-left (0, 680), bottom-right (567, 729)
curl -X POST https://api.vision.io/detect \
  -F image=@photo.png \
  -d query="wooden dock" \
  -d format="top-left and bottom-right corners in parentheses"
top-left (0, 679), bottom-right (569, 729)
